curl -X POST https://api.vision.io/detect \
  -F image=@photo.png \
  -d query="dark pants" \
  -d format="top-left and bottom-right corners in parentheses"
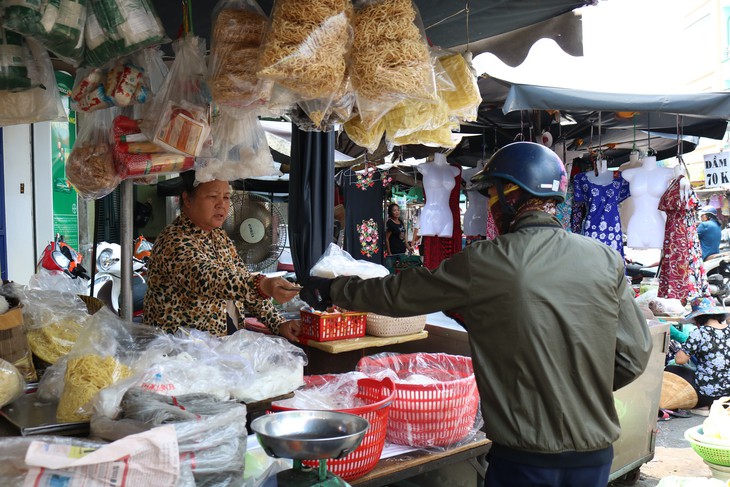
top-left (484, 455), bottom-right (612, 487)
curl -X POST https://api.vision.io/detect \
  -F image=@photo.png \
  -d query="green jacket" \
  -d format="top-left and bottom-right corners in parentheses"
top-left (330, 211), bottom-right (651, 454)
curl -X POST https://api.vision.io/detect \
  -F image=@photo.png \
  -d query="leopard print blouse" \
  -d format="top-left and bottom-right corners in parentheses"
top-left (143, 213), bottom-right (285, 336)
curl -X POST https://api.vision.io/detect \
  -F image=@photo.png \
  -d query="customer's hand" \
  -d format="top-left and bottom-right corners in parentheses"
top-left (262, 277), bottom-right (302, 303)
top-left (300, 277), bottom-right (333, 311)
top-left (279, 319), bottom-right (301, 343)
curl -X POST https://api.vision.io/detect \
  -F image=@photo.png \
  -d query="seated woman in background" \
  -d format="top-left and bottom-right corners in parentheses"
top-left (675, 297), bottom-right (730, 412)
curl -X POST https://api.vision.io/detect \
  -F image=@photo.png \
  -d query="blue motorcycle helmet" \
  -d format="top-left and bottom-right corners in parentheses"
top-left (471, 141), bottom-right (568, 202)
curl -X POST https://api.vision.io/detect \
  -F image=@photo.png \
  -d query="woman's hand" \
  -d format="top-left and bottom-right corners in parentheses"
top-left (261, 277), bottom-right (302, 303)
top-left (279, 319), bottom-right (301, 342)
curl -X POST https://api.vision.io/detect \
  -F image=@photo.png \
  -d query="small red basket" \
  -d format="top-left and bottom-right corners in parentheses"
top-left (357, 353), bottom-right (479, 448)
top-left (299, 309), bottom-right (367, 342)
top-left (270, 376), bottom-right (395, 481)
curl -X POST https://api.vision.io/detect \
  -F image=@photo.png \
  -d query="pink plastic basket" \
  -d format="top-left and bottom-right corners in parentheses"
top-left (270, 376), bottom-right (395, 481)
top-left (357, 353), bottom-right (479, 447)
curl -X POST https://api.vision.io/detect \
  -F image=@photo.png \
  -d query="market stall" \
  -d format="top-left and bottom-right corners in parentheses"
top-left (0, 0), bottom-right (679, 485)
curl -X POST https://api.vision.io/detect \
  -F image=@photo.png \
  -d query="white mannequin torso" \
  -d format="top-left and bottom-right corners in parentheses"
top-left (417, 153), bottom-right (460, 237)
top-left (462, 165), bottom-right (489, 236)
top-left (621, 156), bottom-right (675, 249)
top-left (586, 169), bottom-right (614, 186)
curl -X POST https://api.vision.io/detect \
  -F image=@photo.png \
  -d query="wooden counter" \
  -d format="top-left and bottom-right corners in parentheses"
top-left (300, 331), bottom-right (428, 354)
top-left (351, 432), bottom-right (490, 487)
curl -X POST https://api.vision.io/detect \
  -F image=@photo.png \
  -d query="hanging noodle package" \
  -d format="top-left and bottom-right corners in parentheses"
top-left (257, 0), bottom-right (352, 116)
top-left (350, 0), bottom-right (437, 128)
top-left (209, 0), bottom-right (273, 108)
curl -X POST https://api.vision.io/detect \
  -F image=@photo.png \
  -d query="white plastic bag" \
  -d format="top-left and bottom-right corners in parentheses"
top-left (310, 243), bottom-right (390, 279)
top-left (703, 397), bottom-right (730, 440)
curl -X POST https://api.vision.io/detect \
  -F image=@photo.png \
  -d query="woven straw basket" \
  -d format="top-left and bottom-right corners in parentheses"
top-left (659, 371), bottom-right (698, 410)
top-left (366, 313), bottom-right (426, 337)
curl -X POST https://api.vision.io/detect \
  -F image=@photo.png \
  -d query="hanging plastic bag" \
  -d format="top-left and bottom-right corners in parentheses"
top-left (350, 0), bottom-right (437, 128)
top-left (112, 116), bottom-right (194, 179)
top-left (66, 109), bottom-right (120, 200)
top-left (0, 29), bottom-right (35, 91)
top-left (84, 0), bottom-right (167, 67)
top-left (3, 0), bottom-right (87, 65)
top-left (71, 60), bottom-right (148, 112)
top-left (257, 0), bottom-right (352, 107)
top-left (195, 108), bottom-right (278, 183)
top-left (298, 74), bottom-right (355, 130)
top-left (0, 37), bottom-right (67, 126)
top-left (209, 0), bottom-right (272, 109)
top-left (142, 35), bottom-right (213, 157)
top-left (343, 114), bottom-right (384, 154)
top-left (310, 243), bottom-right (390, 279)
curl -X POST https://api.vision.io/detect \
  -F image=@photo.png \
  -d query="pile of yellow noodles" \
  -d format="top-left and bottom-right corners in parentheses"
top-left (26, 320), bottom-right (83, 365)
top-left (344, 115), bottom-right (385, 154)
top-left (438, 52), bottom-right (481, 122)
top-left (257, 0), bottom-right (351, 100)
top-left (351, 0), bottom-right (435, 114)
top-left (57, 354), bottom-right (131, 422)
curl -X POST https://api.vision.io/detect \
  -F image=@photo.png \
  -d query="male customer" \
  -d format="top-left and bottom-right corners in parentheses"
top-left (301, 142), bottom-right (651, 487)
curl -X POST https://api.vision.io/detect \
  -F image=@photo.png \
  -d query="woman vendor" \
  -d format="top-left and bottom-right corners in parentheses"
top-left (143, 170), bottom-right (301, 341)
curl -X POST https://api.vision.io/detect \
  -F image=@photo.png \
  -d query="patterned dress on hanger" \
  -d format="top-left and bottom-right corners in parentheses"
top-left (555, 180), bottom-right (575, 231)
top-left (572, 172), bottom-right (631, 256)
top-left (657, 175), bottom-right (710, 302)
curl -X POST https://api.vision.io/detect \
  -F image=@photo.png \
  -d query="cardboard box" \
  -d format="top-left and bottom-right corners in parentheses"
top-left (0, 300), bottom-right (37, 382)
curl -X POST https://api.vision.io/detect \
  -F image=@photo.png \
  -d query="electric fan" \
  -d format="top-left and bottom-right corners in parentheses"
top-left (223, 191), bottom-right (287, 272)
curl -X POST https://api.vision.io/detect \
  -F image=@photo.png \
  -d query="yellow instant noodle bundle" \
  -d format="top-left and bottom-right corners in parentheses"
top-left (351, 0), bottom-right (436, 122)
top-left (383, 98), bottom-right (450, 140)
top-left (26, 320), bottom-right (84, 365)
top-left (439, 53), bottom-right (481, 122)
top-left (257, 0), bottom-right (352, 101)
top-left (0, 359), bottom-right (23, 408)
top-left (57, 354), bottom-right (131, 422)
top-left (344, 114), bottom-right (385, 153)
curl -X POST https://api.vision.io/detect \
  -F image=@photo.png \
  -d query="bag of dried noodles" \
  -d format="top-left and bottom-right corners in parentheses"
top-left (350, 0), bottom-right (437, 128)
top-left (209, 0), bottom-right (273, 109)
top-left (257, 0), bottom-right (352, 104)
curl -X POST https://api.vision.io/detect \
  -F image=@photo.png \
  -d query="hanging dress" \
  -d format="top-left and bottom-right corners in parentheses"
top-left (572, 172), bottom-right (631, 256)
top-left (335, 166), bottom-right (385, 264)
top-left (657, 175), bottom-right (710, 302)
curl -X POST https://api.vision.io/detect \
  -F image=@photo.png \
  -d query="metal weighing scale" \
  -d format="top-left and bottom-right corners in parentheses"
top-left (251, 410), bottom-right (369, 487)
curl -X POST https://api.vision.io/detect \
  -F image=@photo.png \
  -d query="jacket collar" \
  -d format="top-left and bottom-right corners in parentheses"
top-left (511, 211), bottom-right (563, 232)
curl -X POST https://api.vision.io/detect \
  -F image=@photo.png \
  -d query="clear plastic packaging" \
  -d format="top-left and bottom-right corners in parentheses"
top-left (310, 243), bottom-right (390, 279)
top-left (0, 37), bottom-right (67, 126)
top-left (195, 108), bottom-right (278, 183)
top-left (0, 29), bottom-right (36, 91)
top-left (142, 35), bottom-right (213, 157)
top-left (66, 109), bottom-right (120, 200)
top-left (52, 308), bottom-right (163, 422)
top-left (112, 115), bottom-right (194, 179)
top-left (84, 0), bottom-right (167, 67)
top-left (3, 0), bottom-right (87, 66)
top-left (257, 0), bottom-right (352, 105)
top-left (273, 372), bottom-right (368, 410)
top-left (343, 114), bottom-right (384, 153)
top-left (91, 388), bottom-right (248, 486)
top-left (93, 327), bottom-right (307, 418)
top-left (4, 286), bottom-right (90, 366)
top-left (71, 60), bottom-right (148, 113)
top-left (350, 0), bottom-right (437, 128)
top-left (209, 0), bottom-right (273, 109)
top-left (0, 359), bottom-right (25, 408)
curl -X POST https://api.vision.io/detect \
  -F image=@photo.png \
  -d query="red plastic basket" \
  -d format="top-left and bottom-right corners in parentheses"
top-left (270, 376), bottom-right (395, 481)
top-left (357, 353), bottom-right (479, 448)
top-left (299, 309), bottom-right (367, 342)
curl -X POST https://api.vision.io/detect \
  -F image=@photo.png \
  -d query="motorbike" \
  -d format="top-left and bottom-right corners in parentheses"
top-left (625, 259), bottom-right (657, 288)
top-left (704, 254), bottom-right (730, 306)
top-left (89, 241), bottom-right (147, 319)
top-left (39, 235), bottom-right (89, 280)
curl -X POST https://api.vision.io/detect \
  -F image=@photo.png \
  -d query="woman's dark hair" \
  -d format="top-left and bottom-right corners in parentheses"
top-left (695, 313), bottom-right (727, 326)
top-left (387, 202), bottom-right (400, 218)
top-left (180, 170), bottom-right (198, 198)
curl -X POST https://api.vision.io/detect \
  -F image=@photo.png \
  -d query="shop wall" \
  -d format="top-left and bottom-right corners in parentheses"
top-left (33, 122), bottom-right (55, 261)
top-left (2, 125), bottom-right (34, 284)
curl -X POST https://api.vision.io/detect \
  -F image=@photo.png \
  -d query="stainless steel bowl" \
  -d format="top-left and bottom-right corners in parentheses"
top-left (251, 410), bottom-right (369, 460)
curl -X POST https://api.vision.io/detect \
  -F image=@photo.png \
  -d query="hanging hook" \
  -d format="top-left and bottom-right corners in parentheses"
top-left (465, 0), bottom-right (471, 52)
top-left (646, 112), bottom-right (655, 156)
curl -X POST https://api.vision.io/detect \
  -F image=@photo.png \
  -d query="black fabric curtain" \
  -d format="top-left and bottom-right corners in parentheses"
top-left (288, 125), bottom-right (334, 281)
